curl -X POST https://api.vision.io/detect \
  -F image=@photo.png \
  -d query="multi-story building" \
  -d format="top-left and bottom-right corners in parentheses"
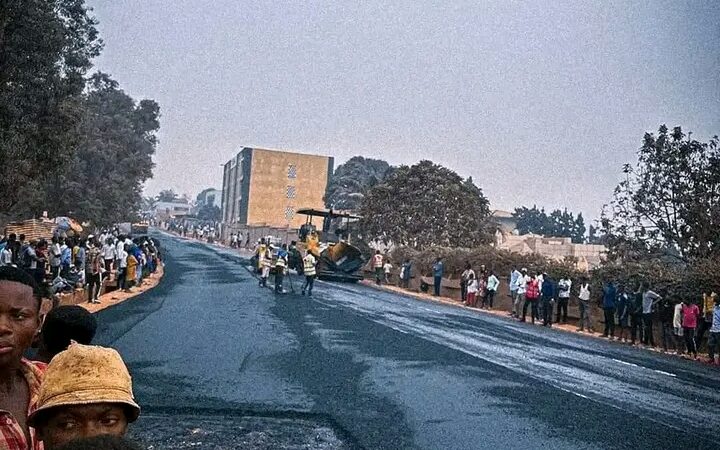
top-left (221, 147), bottom-right (334, 229)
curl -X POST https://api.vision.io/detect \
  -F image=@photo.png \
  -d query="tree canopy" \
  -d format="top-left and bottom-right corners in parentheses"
top-left (156, 189), bottom-right (180, 203)
top-left (325, 156), bottom-right (394, 211)
top-left (359, 160), bottom-right (492, 248)
top-left (512, 206), bottom-right (587, 243)
top-left (601, 125), bottom-right (720, 262)
top-left (0, 0), bottom-right (102, 216)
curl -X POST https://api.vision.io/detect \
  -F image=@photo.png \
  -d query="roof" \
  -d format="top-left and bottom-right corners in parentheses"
top-left (491, 210), bottom-right (515, 219)
top-left (296, 208), bottom-right (361, 220)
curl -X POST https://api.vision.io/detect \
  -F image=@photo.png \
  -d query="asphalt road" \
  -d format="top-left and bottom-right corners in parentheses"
top-left (94, 232), bottom-right (720, 449)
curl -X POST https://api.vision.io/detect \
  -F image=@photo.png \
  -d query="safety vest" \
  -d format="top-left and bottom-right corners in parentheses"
top-left (303, 255), bottom-right (317, 276)
top-left (261, 250), bottom-right (272, 268)
top-left (275, 251), bottom-right (287, 268)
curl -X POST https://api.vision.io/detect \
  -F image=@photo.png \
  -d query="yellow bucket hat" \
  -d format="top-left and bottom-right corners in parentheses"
top-left (28, 343), bottom-right (140, 426)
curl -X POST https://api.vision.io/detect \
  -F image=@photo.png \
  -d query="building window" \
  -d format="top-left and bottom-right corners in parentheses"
top-left (288, 164), bottom-right (297, 179)
top-left (285, 207), bottom-right (295, 221)
top-left (286, 186), bottom-right (296, 199)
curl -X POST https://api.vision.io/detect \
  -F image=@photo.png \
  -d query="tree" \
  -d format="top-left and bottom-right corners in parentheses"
top-left (601, 125), bottom-right (720, 262)
top-left (359, 160), bottom-right (492, 248)
top-left (325, 156), bottom-right (394, 210)
top-left (0, 0), bottom-right (102, 217)
top-left (156, 190), bottom-right (179, 203)
top-left (197, 204), bottom-right (222, 221)
top-left (512, 206), bottom-right (586, 243)
top-left (39, 73), bottom-right (160, 226)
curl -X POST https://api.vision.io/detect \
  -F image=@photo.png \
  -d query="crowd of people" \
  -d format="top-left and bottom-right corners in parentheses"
top-left (0, 230), bottom-right (161, 305)
top-left (0, 266), bottom-right (143, 449)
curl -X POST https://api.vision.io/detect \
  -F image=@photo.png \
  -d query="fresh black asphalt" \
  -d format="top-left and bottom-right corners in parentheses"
top-left (94, 232), bottom-right (720, 449)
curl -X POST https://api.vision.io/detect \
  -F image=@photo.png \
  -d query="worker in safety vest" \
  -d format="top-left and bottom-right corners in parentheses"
top-left (372, 250), bottom-right (384, 285)
top-left (259, 244), bottom-right (272, 287)
top-left (254, 238), bottom-right (267, 273)
top-left (274, 244), bottom-right (289, 293)
top-left (301, 251), bottom-right (317, 296)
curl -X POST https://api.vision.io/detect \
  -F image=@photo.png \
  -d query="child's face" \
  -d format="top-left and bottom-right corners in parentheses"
top-left (39, 403), bottom-right (129, 449)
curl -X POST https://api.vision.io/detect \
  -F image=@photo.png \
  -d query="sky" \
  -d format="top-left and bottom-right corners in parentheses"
top-left (89, 0), bottom-right (720, 220)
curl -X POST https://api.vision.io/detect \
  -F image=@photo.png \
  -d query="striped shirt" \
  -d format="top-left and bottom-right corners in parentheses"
top-left (0, 359), bottom-right (46, 450)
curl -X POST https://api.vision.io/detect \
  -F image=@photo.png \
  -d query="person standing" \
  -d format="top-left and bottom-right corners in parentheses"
top-left (86, 244), bottom-right (104, 303)
top-left (509, 266), bottom-right (521, 317)
top-left (486, 271), bottom-right (499, 309)
top-left (60, 238), bottom-right (71, 277)
top-left (707, 295), bottom-right (720, 365)
top-left (0, 242), bottom-right (12, 266)
top-left (401, 259), bottom-right (412, 289)
top-left (301, 251), bottom-right (317, 296)
top-left (102, 238), bottom-right (116, 276)
top-left (616, 287), bottom-right (631, 342)
top-left (522, 272), bottom-right (540, 324)
top-left (629, 284), bottom-right (644, 345)
top-left (672, 297), bottom-right (684, 354)
top-left (658, 296), bottom-right (676, 352)
top-left (540, 273), bottom-right (556, 327)
top-left (577, 279), bottom-right (592, 332)
top-left (259, 246), bottom-right (272, 288)
top-left (116, 244), bottom-right (129, 291)
top-left (372, 251), bottom-right (384, 285)
top-left (383, 260), bottom-right (393, 285)
top-left (465, 273), bottom-right (478, 307)
top-left (432, 257), bottom-right (444, 297)
top-left (125, 250), bottom-right (138, 292)
top-left (49, 236), bottom-right (62, 280)
top-left (514, 268), bottom-right (528, 319)
top-left (601, 281), bottom-right (617, 338)
top-left (556, 277), bottom-right (571, 324)
top-left (696, 292), bottom-right (716, 353)
top-left (641, 282), bottom-right (662, 346)
top-left (460, 263), bottom-right (472, 303)
top-left (274, 244), bottom-right (289, 293)
top-left (681, 298), bottom-right (701, 359)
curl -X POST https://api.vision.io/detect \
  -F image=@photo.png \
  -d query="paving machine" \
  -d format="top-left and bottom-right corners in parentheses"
top-left (296, 208), bottom-right (364, 283)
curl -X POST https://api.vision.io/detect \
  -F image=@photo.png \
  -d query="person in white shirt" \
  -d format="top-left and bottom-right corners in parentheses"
top-left (101, 239), bottom-right (116, 274)
top-left (577, 280), bottom-right (592, 332)
top-left (466, 273), bottom-right (479, 307)
top-left (49, 237), bottom-right (62, 279)
top-left (383, 261), bottom-right (393, 284)
top-left (0, 245), bottom-right (12, 266)
top-left (557, 278), bottom-right (572, 323)
top-left (486, 271), bottom-right (499, 309)
top-left (513, 268), bottom-right (528, 317)
top-left (116, 245), bottom-right (129, 290)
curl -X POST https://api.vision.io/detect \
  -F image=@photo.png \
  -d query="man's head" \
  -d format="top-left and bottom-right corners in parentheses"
top-left (0, 266), bottom-right (42, 368)
top-left (40, 306), bottom-right (98, 359)
top-left (29, 344), bottom-right (140, 449)
top-left (9, 233), bottom-right (16, 242)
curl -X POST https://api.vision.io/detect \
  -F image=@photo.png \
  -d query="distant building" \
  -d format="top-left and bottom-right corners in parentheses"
top-left (491, 209), bottom-right (606, 270)
top-left (153, 201), bottom-right (191, 220)
top-left (221, 147), bottom-right (334, 228)
top-left (195, 188), bottom-right (221, 211)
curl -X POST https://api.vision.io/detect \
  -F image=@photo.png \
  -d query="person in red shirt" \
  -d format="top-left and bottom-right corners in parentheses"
top-left (0, 266), bottom-right (46, 450)
top-left (681, 298), bottom-right (701, 359)
top-left (521, 273), bottom-right (541, 324)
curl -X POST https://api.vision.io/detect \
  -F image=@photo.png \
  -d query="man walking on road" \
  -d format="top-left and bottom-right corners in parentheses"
top-left (301, 251), bottom-right (316, 296)
top-left (432, 257), bottom-right (444, 297)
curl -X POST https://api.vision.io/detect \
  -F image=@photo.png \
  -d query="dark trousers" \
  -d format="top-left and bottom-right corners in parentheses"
top-left (603, 308), bottom-right (616, 336)
top-left (50, 265), bottom-right (60, 280)
top-left (630, 314), bottom-right (643, 343)
top-left (542, 297), bottom-right (553, 326)
top-left (301, 275), bottom-right (315, 295)
top-left (117, 267), bottom-right (126, 290)
top-left (401, 277), bottom-right (410, 289)
top-left (522, 298), bottom-right (538, 323)
top-left (104, 259), bottom-right (114, 273)
top-left (683, 327), bottom-right (697, 355)
top-left (275, 269), bottom-right (284, 292)
top-left (460, 281), bottom-right (467, 302)
top-left (642, 313), bottom-right (654, 345)
top-left (375, 267), bottom-right (383, 285)
top-left (484, 290), bottom-right (495, 308)
top-left (661, 323), bottom-right (675, 352)
top-left (556, 297), bottom-right (569, 323)
top-left (87, 273), bottom-right (101, 301)
top-left (696, 319), bottom-right (712, 351)
top-left (433, 276), bottom-right (441, 296)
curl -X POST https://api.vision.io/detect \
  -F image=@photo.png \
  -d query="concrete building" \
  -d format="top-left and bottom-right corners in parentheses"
top-left (491, 209), bottom-right (606, 270)
top-left (221, 147), bottom-right (334, 229)
top-left (196, 188), bottom-right (221, 209)
top-left (153, 201), bottom-right (191, 220)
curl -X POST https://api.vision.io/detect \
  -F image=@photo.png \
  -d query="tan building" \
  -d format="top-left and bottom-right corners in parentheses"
top-left (221, 147), bottom-right (333, 229)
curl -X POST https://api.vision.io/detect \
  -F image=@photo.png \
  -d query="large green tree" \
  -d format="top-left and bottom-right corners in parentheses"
top-left (513, 206), bottom-right (586, 243)
top-left (359, 160), bottom-right (491, 248)
top-left (0, 0), bottom-right (102, 217)
top-left (325, 156), bottom-right (394, 210)
top-left (40, 73), bottom-right (160, 226)
top-left (601, 125), bottom-right (720, 262)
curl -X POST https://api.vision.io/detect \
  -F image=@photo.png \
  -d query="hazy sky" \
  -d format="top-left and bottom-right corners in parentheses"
top-left (89, 0), bottom-right (719, 220)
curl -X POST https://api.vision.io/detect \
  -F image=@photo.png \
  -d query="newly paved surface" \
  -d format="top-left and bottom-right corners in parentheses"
top-left (95, 233), bottom-right (720, 449)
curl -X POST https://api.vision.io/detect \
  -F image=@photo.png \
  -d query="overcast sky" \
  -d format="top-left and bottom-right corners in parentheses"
top-left (89, 0), bottom-right (719, 220)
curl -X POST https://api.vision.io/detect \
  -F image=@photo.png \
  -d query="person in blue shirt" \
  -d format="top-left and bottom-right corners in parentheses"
top-left (432, 257), bottom-right (444, 297)
top-left (602, 281), bottom-right (618, 338)
top-left (540, 273), bottom-right (556, 327)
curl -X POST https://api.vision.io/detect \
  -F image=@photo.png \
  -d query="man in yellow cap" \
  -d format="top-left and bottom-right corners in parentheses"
top-left (27, 343), bottom-right (140, 449)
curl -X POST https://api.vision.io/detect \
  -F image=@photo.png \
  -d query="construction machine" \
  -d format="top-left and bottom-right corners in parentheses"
top-left (296, 208), bottom-right (364, 282)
